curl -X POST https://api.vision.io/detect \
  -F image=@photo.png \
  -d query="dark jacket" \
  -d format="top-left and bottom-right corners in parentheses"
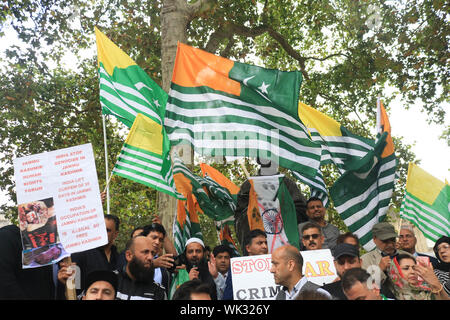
top-left (116, 268), bottom-right (166, 300)
top-left (0, 225), bottom-right (56, 299)
top-left (70, 244), bottom-right (119, 294)
top-left (117, 250), bottom-right (171, 296)
top-left (321, 279), bottom-right (397, 300)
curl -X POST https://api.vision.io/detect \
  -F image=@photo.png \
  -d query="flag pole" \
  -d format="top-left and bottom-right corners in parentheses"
top-left (102, 114), bottom-right (110, 215)
top-left (376, 95), bottom-right (381, 134)
top-left (238, 158), bottom-right (250, 179)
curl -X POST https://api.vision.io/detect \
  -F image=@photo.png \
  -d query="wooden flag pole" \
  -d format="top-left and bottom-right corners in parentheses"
top-left (238, 158), bottom-right (250, 179)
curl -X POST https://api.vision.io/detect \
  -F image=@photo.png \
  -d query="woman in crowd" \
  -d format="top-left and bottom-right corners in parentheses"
top-left (388, 253), bottom-right (449, 300)
top-left (433, 236), bottom-right (450, 296)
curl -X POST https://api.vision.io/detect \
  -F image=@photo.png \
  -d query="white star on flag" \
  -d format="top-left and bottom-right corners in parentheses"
top-left (258, 81), bottom-right (270, 94)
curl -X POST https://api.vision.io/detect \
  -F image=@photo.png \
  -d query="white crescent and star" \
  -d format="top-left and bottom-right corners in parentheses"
top-left (242, 75), bottom-right (272, 102)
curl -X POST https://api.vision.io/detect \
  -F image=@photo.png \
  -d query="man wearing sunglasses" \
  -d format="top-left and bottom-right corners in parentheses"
top-left (298, 197), bottom-right (340, 251)
top-left (301, 222), bottom-right (325, 251)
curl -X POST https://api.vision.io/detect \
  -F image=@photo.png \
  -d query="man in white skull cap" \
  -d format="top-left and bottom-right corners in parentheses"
top-left (181, 237), bottom-right (219, 299)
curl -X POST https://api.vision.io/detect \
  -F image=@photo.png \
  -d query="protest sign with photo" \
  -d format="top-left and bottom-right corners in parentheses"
top-left (14, 143), bottom-right (107, 268)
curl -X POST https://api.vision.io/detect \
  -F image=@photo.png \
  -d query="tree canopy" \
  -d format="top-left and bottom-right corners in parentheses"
top-left (0, 0), bottom-right (447, 249)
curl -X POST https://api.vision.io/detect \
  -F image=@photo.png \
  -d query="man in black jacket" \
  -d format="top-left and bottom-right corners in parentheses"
top-left (116, 235), bottom-right (166, 300)
top-left (0, 225), bottom-right (56, 299)
top-left (70, 214), bottom-right (120, 295)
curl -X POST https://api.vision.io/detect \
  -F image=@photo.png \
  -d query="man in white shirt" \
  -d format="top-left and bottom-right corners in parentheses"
top-left (270, 244), bottom-right (331, 300)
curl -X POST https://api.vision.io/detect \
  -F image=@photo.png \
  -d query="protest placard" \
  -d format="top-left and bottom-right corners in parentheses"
top-left (14, 143), bottom-right (107, 268)
top-left (230, 249), bottom-right (338, 300)
top-left (300, 249), bottom-right (338, 286)
top-left (231, 254), bottom-right (281, 300)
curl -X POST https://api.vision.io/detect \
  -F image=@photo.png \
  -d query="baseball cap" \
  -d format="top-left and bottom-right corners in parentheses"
top-left (332, 243), bottom-right (360, 260)
top-left (372, 222), bottom-right (397, 241)
top-left (85, 270), bottom-right (118, 294)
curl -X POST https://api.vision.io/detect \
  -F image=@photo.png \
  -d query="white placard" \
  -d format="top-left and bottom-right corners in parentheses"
top-left (231, 254), bottom-right (281, 300)
top-left (230, 249), bottom-right (338, 299)
top-left (14, 143), bottom-right (107, 265)
top-left (300, 249), bottom-right (338, 286)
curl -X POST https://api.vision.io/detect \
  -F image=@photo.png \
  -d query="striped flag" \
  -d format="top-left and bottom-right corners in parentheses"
top-left (95, 27), bottom-right (167, 128)
top-left (199, 163), bottom-right (241, 256)
top-left (329, 99), bottom-right (397, 251)
top-left (164, 43), bottom-right (321, 180)
top-left (298, 101), bottom-right (375, 173)
top-left (400, 163), bottom-right (450, 241)
top-left (291, 168), bottom-right (330, 208)
top-left (112, 114), bottom-right (184, 199)
top-left (173, 157), bottom-right (236, 223)
top-left (292, 101), bottom-right (376, 208)
top-left (172, 196), bottom-right (203, 255)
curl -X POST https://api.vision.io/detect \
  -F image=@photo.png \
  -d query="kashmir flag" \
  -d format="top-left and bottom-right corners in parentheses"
top-left (173, 157), bottom-right (236, 223)
top-left (95, 27), bottom-right (167, 127)
top-left (247, 175), bottom-right (300, 253)
top-left (112, 114), bottom-right (184, 199)
top-left (298, 101), bottom-right (375, 173)
top-left (172, 195), bottom-right (203, 255)
top-left (218, 224), bottom-right (241, 257)
top-left (199, 163), bottom-right (241, 256)
top-left (330, 99), bottom-right (397, 251)
top-left (400, 163), bottom-right (450, 241)
top-left (164, 43), bottom-right (321, 180)
top-left (200, 163), bottom-right (240, 196)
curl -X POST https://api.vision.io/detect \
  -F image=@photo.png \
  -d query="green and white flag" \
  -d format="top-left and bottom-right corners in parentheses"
top-left (330, 100), bottom-right (397, 251)
top-left (291, 168), bottom-right (329, 208)
top-left (173, 157), bottom-right (236, 223)
top-left (96, 27), bottom-right (167, 128)
top-left (400, 163), bottom-right (450, 241)
top-left (298, 101), bottom-right (375, 174)
top-left (112, 114), bottom-right (184, 199)
top-left (165, 43), bottom-right (321, 181)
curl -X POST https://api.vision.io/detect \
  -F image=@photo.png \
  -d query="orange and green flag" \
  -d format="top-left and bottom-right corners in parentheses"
top-left (165, 43), bottom-right (321, 180)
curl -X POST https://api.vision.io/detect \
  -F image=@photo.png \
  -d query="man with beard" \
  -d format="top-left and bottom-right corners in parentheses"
top-left (116, 236), bottom-right (166, 300)
top-left (180, 237), bottom-right (218, 300)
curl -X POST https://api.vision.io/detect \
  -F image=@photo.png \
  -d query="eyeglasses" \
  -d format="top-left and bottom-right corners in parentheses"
top-left (437, 243), bottom-right (450, 252)
top-left (303, 234), bottom-right (320, 241)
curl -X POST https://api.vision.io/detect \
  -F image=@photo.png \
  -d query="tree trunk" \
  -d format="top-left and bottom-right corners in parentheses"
top-left (158, 0), bottom-right (190, 243)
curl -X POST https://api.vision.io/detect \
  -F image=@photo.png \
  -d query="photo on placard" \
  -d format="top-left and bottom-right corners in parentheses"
top-left (17, 197), bottom-right (69, 268)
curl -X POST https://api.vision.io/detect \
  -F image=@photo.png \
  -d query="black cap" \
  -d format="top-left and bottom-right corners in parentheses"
top-left (85, 270), bottom-right (118, 294)
top-left (332, 243), bottom-right (360, 260)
